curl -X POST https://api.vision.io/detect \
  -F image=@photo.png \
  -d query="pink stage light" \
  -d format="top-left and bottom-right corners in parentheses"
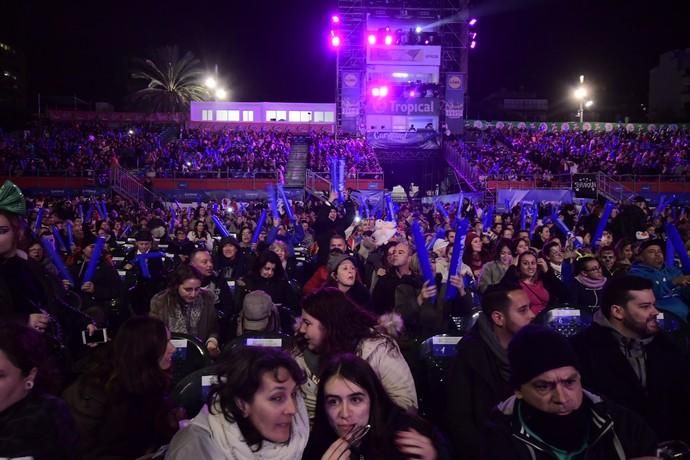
top-left (379, 86), bottom-right (389, 97)
top-left (469, 18), bottom-right (477, 26)
top-left (470, 40), bottom-right (477, 49)
top-left (409, 90), bottom-right (416, 97)
top-left (371, 87), bottom-right (380, 97)
top-left (368, 34), bottom-right (377, 45)
top-left (331, 35), bottom-right (341, 47)
top-left (332, 15), bottom-right (340, 23)
top-left (384, 35), bottom-right (393, 46)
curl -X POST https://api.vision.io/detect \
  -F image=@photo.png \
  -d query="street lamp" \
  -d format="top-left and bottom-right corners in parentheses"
top-left (215, 88), bottom-right (227, 100)
top-left (573, 76), bottom-right (593, 123)
top-left (204, 77), bottom-right (217, 89)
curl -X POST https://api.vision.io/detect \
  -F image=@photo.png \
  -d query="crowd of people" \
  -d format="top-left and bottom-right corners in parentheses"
top-left (455, 126), bottom-right (690, 182)
top-left (2, 172), bottom-right (690, 458)
top-left (0, 123), bottom-right (383, 181)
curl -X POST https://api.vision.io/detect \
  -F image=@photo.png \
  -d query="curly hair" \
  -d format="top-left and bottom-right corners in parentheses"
top-left (208, 346), bottom-right (305, 451)
top-left (167, 263), bottom-right (203, 290)
top-left (250, 250), bottom-right (285, 280)
top-left (298, 288), bottom-right (378, 356)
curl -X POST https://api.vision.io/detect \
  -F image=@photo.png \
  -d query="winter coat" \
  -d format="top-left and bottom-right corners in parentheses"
top-left (150, 288), bottom-right (219, 344)
top-left (482, 392), bottom-right (657, 460)
top-left (294, 335), bottom-right (418, 419)
top-left (571, 320), bottom-right (690, 443)
top-left (568, 278), bottom-right (605, 311)
top-left (478, 261), bottom-right (510, 293)
top-left (446, 322), bottom-right (514, 459)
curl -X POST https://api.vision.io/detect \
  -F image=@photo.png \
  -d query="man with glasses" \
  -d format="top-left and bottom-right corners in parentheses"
top-left (484, 325), bottom-right (657, 459)
top-left (628, 239), bottom-right (690, 320)
top-left (572, 276), bottom-right (690, 444)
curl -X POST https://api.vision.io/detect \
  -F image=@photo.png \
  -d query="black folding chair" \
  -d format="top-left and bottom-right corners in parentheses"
top-left (170, 332), bottom-right (212, 386)
top-left (417, 334), bottom-right (463, 420)
top-left (170, 365), bottom-right (218, 419)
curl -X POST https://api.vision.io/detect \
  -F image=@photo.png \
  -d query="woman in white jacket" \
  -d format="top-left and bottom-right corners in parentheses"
top-left (166, 347), bottom-right (309, 460)
top-left (293, 288), bottom-right (418, 420)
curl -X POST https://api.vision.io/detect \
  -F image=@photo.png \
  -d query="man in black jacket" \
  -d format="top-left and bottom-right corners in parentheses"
top-left (446, 283), bottom-right (535, 459)
top-left (483, 325), bottom-right (657, 459)
top-left (313, 191), bottom-right (355, 265)
top-left (571, 275), bottom-right (690, 444)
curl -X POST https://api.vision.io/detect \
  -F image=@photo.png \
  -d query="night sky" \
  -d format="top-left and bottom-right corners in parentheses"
top-left (3, 0), bottom-right (689, 118)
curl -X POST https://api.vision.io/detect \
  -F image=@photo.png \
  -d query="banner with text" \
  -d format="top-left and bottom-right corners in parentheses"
top-left (341, 71), bottom-right (361, 134)
top-left (366, 131), bottom-right (440, 150)
top-left (366, 97), bottom-right (439, 116)
top-left (366, 45), bottom-right (441, 66)
top-left (445, 73), bottom-right (465, 134)
top-left (572, 174), bottom-right (598, 199)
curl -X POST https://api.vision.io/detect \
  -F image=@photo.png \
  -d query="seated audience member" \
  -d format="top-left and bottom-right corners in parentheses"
top-left (571, 275), bottom-right (690, 444)
top-left (541, 240), bottom-right (571, 284)
top-left (294, 288), bottom-right (418, 419)
top-left (166, 347), bottom-right (309, 460)
top-left (597, 245), bottom-right (618, 278)
top-left (26, 238), bottom-right (59, 277)
top-left (169, 228), bottom-right (196, 264)
top-left (478, 239), bottom-right (513, 293)
top-left (371, 242), bottom-right (423, 315)
top-left (150, 264), bottom-right (220, 357)
top-left (569, 255), bottom-right (607, 311)
top-left (187, 220), bottom-right (214, 251)
top-left (614, 239), bottom-right (634, 271)
top-left (530, 225), bottom-right (551, 250)
top-left (446, 283), bottom-right (535, 459)
top-left (324, 252), bottom-right (371, 309)
top-left (237, 250), bottom-right (299, 314)
top-left (63, 316), bottom-right (180, 459)
top-left (0, 322), bottom-right (79, 460)
top-left (215, 235), bottom-right (248, 283)
top-left (303, 354), bottom-right (449, 460)
top-left (235, 290), bottom-right (282, 337)
top-left (503, 251), bottom-right (561, 315)
top-left (303, 234), bottom-right (350, 295)
top-left (122, 229), bottom-right (166, 314)
top-left (462, 232), bottom-right (488, 278)
top-left (628, 239), bottom-right (690, 320)
top-left (483, 325), bottom-right (658, 459)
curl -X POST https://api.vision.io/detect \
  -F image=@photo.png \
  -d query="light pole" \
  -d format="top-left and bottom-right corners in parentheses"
top-left (574, 75), bottom-right (593, 123)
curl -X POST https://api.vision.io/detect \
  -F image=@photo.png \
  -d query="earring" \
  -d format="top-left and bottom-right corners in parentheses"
top-left (26, 381), bottom-right (34, 390)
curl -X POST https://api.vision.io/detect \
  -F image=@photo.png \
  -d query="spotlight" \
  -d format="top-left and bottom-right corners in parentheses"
top-left (384, 35), bottom-right (393, 46)
top-left (470, 40), bottom-right (477, 49)
top-left (409, 90), bottom-right (416, 97)
top-left (392, 72), bottom-right (409, 78)
top-left (331, 15), bottom-right (340, 23)
top-left (415, 26), bottom-right (422, 33)
top-left (379, 86), bottom-right (389, 97)
top-left (469, 18), bottom-right (477, 26)
top-left (372, 87), bottom-right (380, 97)
top-left (127, 129), bottom-right (134, 135)
top-left (215, 88), bottom-right (227, 99)
top-left (204, 77), bottom-right (217, 89)
top-left (368, 34), bottom-right (377, 45)
top-left (331, 35), bottom-right (341, 47)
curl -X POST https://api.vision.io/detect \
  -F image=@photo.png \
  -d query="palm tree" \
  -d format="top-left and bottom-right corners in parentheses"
top-left (130, 46), bottom-right (207, 112)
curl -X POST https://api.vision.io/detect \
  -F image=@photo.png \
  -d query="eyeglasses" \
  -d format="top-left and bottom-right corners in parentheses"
top-left (585, 266), bottom-right (602, 272)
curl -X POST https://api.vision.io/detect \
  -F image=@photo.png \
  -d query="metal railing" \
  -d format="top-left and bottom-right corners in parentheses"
top-left (443, 142), bottom-right (481, 192)
top-left (305, 170), bottom-right (384, 192)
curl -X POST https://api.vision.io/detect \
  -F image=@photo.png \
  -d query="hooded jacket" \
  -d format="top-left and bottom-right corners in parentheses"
top-left (628, 261), bottom-right (689, 319)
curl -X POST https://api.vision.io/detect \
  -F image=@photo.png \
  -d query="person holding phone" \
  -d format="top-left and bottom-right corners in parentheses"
top-left (302, 354), bottom-right (448, 460)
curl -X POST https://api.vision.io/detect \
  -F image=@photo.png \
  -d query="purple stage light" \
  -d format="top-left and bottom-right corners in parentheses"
top-left (470, 40), bottom-right (477, 49)
top-left (384, 35), bottom-right (393, 46)
top-left (331, 35), bottom-right (341, 47)
top-left (379, 86), bottom-right (389, 97)
top-left (372, 87), bottom-right (380, 97)
top-left (368, 34), bottom-right (377, 45)
top-left (409, 90), bottom-right (416, 97)
top-left (469, 18), bottom-right (477, 26)
top-left (332, 15), bottom-right (340, 23)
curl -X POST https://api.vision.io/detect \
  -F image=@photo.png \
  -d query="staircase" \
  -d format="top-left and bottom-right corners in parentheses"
top-left (443, 142), bottom-right (479, 192)
top-left (597, 173), bottom-right (634, 203)
top-left (110, 165), bottom-right (163, 204)
top-left (284, 137), bottom-right (309, 188)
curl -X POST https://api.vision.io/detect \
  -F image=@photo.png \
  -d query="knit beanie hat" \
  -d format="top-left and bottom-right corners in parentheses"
top-left (508, 325), bottom-right (580, 388)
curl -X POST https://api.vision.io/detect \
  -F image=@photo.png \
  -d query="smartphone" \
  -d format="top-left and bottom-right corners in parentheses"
top-left (82, 328), bottom-right (108, 344)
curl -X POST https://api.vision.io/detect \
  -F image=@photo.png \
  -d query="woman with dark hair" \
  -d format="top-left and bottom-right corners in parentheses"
top-left (215, 235), bottom-right (248, 283)
top-left (187, 220), bottom-right (214, 250)
top-left (462, 232), bottom-right (488, 278)
top-left (530, 225), bottom-right (551, 250)
top-left (150, 264), bottom-right (220, 356)
top-left (0, 321), bottom-right (79, 460)
top-left (512, 237), bottom-right (530, 257)
top-left (303, 354), bottom-right (448, 460)
top-left (324, 252), bottom-right (371, 310)
top-left (569, 255), bottom-right (607, 311)
top-left (237, 250), bottom-right (298, 313)
top-left (294, 288), bottom-right (417, 419)
top-left (478, 238), bottom-right (513, 293)
top-left (614, 238), bottom-right (634, 272)
top-left (63, 316), bottom-right (178, 459)
top-left (503, 251), bottom-right (562, 315)
top-left (166, 346), bottom-right (309, 459)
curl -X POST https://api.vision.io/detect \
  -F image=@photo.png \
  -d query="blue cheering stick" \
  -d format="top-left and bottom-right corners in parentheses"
top-left (446, 218), bottom-right (470, 300)
top-left (666, 238), bottom-right (676, 269)
top-left (529, 203), bottom-right (539, 238)
top-left (170, 208), bottom-right (177, 235)
top-left (51, 226), bottom-right (67, 252)
top-left (553, 217), bottom-right (582, 249)
top-left (66, 222), bottom-right (74, 249)
top-left (665, 224), bottom-right (690, 274)
top-left (41, 237), bottom-right (74, 286)
top-left (592, 202), bottom-right (614, 249)
top-left (82, 237), bottom-right (106, 284)
top-left (211, 215), bottom-right (230, 238)
top-left (268, 184), bottom-right (279, 220)
top-left (411, 221), bottom-right (436, 302)
top-left (251, 209), bottom-right (267, 245)
top-left (434, 199), bottom-right (449, 222)
top-left (278, 185), bottom-right (295, 222)
top-left (134, 252), bottom-right (166, 279)
top-left (34, 208), bottom-right (44, 236)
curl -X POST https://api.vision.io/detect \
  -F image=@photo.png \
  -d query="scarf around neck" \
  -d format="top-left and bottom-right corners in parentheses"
top-left (191, 395), bottom-right (309, 460)
top-left (574, 274), bottom-right (606, 289)
top-left (477, 313), bottom-right (511, 381)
